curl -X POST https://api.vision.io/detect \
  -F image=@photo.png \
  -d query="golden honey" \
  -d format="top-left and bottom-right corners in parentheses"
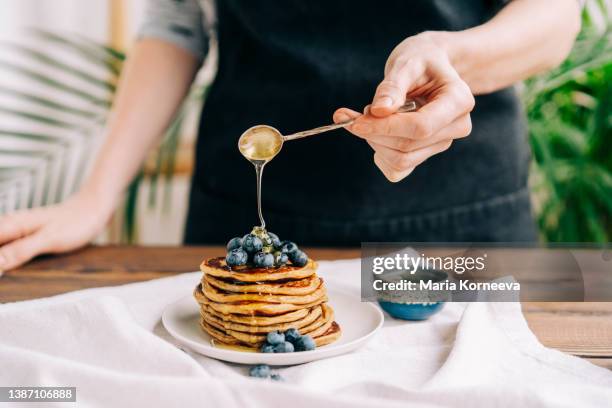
top-left (238, 125), bottom-right (283, 161)
top-left (238, 125), bottom-right (284, 228)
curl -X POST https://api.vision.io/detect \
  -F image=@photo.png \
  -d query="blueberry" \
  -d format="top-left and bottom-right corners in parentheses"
top-left (268, 232), bottom-right (281, 248)
top-left (284, 328), bottom-right (301, 344)
top-left (281, 241), bottom-right (298, 255)
top-left (242, 234), bottom-right (263, 254)
top-left (266, 331), bottom-right (285, 345)
top-left (226, 248), bottom-right (248, 267)
top-left (273, 251), bottom-right (289, 267)
top-left (273, 341), bottom-right (295, 353)
top-left (289, 250), bottom-right (308, 267)
top-left (253, 251), bottom-right (275, 268)
top-left (261, 343), bottom-right (275, 353)
top-left (295, 335), bottom-right (316, 351)
top-left (249, 364), bottom-right (271, 378)
top-left (271, 374), bottom-right (284, 382)
top-left (226, 237), bottom-right (243, 251)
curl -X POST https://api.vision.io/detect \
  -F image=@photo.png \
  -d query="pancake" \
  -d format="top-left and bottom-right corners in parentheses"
top-left (201, 320), bottom-right (245, 346)
top-left (196, 255), bottom-right (341, 351)
top-left (200, 305), bottom-right (323, 333)
top-left (194, 283), bottom-right (328, 316)
top-left (200, 304), bottom-right (311, 326)
top-left (202, 320), bottom-right (342, 350)
top-left (205, 295), bottom-right (328, 316)
top-left (201, 257), bottom-right (317, 282)
top-left (300, 313), bottom-right (334, 339)
top-left (312, 321), bottom-right (342, 347)
top-left (204, 274), bottom-right (321, 296)
top-left (222, 316), bottom-right (334, 346)
top-left (201, 279), bottom-right (326, 304)
top-left (203, 304), bottom-right (334, 345)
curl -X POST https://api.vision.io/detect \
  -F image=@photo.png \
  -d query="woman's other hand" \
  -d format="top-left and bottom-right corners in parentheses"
top-left (334, 32), bottom-right (474, 182)
top-left (0, 190), bottom-right (116, 272)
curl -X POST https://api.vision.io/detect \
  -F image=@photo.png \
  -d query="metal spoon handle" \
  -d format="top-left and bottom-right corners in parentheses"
top-left (283, 100), bottom-right (418, 141)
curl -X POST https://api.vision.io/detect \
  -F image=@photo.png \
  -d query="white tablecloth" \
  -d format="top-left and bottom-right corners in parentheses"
top-left (1, 259), bottom-right (611, 407)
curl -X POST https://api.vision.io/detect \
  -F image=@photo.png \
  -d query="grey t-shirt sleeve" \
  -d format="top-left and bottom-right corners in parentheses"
top-left (138, 0), bottom-right (208, 60)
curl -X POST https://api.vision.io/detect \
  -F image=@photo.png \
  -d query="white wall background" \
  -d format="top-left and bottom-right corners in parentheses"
top-left (0, 0), bottom-right (152, 41)
top-left (0, 0), bottom-right (109, 40)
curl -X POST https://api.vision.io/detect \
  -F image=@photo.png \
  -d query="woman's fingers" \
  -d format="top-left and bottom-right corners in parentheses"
top-left (334, 108), bottom-right (468, 182)
top-left (0, 192), bottom-right (116, 272)
top-left (414, 79), bottom-right (475, 133)
top-left (333, 107), bottom-right (361, 124)
top-left (0, 231), bottom-right (49, 272)
top-left (348, 81), bottom-right (473, 140)
top-left (0, 210), bottom-right (46, 245)
top-left (357, 114), bottom-right (472, 152)
top-left (0, 210), bottom-right (47, 271)
top-left (373, 152), bottom-right (415, 182)
top-left (370, 63), bottom-right (425, 117)
top-left (368, 139), bottom-right (453, 182)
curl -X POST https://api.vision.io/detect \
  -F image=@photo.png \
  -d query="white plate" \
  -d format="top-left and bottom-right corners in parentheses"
top-left (162, 289), bottom-right (384, 365)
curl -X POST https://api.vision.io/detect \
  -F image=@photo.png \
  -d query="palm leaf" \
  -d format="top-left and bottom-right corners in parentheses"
top-left (0, 58), bottom-right (110, 107)
top-left (0, 106), bottom-right (82, 129)
top-left (0, 129), bottom-right (70, 144)
top-left (29, 29), bottom-right (124, 75)
top-left (0, 42), bottom-right (117, 92)
top-left (0, 85), bottom-right (101, 119)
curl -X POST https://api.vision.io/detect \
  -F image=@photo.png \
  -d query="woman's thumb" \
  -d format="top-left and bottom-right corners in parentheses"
top-left (370, 75), bottom-right (409, 118)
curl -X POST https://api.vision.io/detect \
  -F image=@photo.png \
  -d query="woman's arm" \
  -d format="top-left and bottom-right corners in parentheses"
top-left (84, 39), bottom-right (199, 205)
top-left (0, 39), bottom-right (199, 271)
top-left (443, 0), bottom-right (582, 95)
top-left (335, 0), bottom-right (582, 182)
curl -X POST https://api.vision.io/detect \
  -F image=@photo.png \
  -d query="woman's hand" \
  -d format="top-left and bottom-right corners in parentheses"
top-left (334, 0), bottom-right (581, 183)
top-left (334, 32), bottom-right (475, 182)
top-left (0, 191), bottom-right (116, 272)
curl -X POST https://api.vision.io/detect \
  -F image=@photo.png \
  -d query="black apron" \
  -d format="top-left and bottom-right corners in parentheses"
top-left (184, 0), bottom-right (537, 245)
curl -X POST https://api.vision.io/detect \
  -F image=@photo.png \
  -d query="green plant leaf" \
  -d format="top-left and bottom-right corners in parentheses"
top-left (29, 29), bottom-right (124, 75)
top-left (0, 85), bottom-right (101, 119)
top-left (0, 129), bottom-right (70, 144)
top-left (0, 58), bottom-right (111, 107)
top-left (0, 106), bottom-right (81, 128)
top-left (123, 171), bottom-right (143, 243)
top-left (0, 42), bottom-right (117, 92)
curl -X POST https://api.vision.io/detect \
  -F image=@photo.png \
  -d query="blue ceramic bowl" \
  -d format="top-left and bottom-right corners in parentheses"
top-left (378, 301), bottom-right (445, 321)
top-left (377, 269), bottom-right (448, 321)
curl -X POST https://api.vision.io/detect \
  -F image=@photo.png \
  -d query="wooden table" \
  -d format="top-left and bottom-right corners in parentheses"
top-left (2, 246), bottom-right (611, 370)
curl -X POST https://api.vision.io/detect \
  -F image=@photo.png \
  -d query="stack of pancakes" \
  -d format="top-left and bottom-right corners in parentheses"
top-left (194, 257), bottom-right (341, 351)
